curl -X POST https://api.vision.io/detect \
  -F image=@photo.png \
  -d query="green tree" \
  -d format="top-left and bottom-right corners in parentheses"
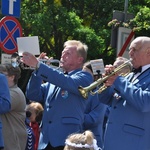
top-left (20, 0), bottom-right (106, 60)
top-left (130, 6), bottom-right (150, 37)
top-left (1, 0), bottom-right (149, 63)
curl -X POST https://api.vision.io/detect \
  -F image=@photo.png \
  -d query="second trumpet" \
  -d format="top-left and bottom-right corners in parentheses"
top-left (11, 52), bottom-right (60, 70)
top-left (78, 59), bottom-right (132, 99)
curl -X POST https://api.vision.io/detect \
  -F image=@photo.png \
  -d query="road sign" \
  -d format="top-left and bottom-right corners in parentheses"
top-left (0, 16), bottom-right (22, 54)
top-left (1, 0), bottom-right (21, 18)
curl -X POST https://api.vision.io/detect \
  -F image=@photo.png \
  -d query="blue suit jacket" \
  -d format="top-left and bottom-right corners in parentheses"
top-left (98, 68), bottom-right (150, 150)
top-left (83, 93), bottom-right (107, 148)
top-left (26, 63), bottom-right (93, 149)
top-left (0, 74), bottom-right (11, 148)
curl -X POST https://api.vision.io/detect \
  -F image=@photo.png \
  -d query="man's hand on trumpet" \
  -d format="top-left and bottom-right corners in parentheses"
top-left (103, 64), bottom-right (119, 87)
top-left (22, 52), bottom-right (54, 68)
top-left (37, 52), bottom-right (54, 65)
top-left (38, 52), bottom-right (47, 59)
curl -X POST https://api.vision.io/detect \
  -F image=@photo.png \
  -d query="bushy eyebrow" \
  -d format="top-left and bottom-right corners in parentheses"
top-left (129, 47), bottom-right (138, 51)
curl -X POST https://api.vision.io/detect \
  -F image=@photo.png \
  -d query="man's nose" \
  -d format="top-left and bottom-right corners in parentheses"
top-left (61, 52), bottom-right (66, 58)
top-left (129, 49), bottom-right (133, 56)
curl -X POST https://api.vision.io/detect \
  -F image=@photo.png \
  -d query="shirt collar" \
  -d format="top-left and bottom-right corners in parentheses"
top-left (141, 64), bottom-right (150, 73)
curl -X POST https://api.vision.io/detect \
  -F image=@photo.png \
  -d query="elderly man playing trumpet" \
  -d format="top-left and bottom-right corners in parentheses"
top-left (97, 36), bottom-right (150, 150)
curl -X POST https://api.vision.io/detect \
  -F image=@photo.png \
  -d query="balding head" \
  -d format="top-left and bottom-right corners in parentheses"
top-left (130, 36), bottom-right (150, 50)
top-left (129, 36), bottom-right (150, 68)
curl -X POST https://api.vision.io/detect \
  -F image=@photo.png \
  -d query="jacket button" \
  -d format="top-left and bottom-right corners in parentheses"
top-left (114, 106), bottom-right (117, 109)
top-left (49, 121), bottom-right (52, 123)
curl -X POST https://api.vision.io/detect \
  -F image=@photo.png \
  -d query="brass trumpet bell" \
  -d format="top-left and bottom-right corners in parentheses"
top-left (78, 77), bottom-right (106, 99)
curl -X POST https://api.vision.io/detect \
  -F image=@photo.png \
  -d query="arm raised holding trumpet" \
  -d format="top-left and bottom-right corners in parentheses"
top-left (78, 57), bottom-right (132, 99)
top-left (22, 52), bottom-right (55, 68)
top-left (11, 52), bottom-right (60, 70)
top-left (103, 64), bottom-right (120, 87)
top-left (104, 57), bottom-right (132, 87)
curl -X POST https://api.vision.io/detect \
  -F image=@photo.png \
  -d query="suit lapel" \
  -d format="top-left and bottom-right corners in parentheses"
top-left (47, 84), bottom-right (59, 104)
top-left (132, 68), bottom-right (150, 84)
top-left (51, 85), bottom-right (59, 99)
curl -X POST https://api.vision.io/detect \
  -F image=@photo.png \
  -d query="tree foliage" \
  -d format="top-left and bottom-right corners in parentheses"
top-left (130, 6), bottom-right (150, 36)
top-left (1, 0), bottom-right (149, 64)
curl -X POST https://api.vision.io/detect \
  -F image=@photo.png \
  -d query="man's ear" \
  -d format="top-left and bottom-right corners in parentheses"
top-left (146, 47), bottom-right (150, 56)
top-left (78, 56), bottom-right (84, 64)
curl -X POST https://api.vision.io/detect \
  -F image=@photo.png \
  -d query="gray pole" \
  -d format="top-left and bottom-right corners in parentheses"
top-left (124, 0), bottom-right (128, 22)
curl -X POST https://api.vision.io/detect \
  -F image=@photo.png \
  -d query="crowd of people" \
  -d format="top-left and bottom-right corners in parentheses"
top-left (0, 36), bottom-right (149, 150)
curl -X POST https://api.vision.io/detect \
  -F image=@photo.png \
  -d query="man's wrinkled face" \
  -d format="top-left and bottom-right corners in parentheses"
top-left (60, 46), bottom-right (81, 72)
top-left (129, 40), bottom-right (147, 68)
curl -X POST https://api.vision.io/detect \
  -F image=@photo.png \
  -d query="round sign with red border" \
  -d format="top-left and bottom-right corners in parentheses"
top-left (0, 16), bottom-right (22, 54)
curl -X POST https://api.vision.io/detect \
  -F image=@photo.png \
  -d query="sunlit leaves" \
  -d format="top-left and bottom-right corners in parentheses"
top-left (54, 0), bottom-right (62, 6)
top-left (130, 6), bottom-right (150, 34)
top-left (19, 0), bottom-right (150, 61)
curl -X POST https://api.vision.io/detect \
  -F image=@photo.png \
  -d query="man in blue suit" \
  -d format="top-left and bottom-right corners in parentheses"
top-left (82, 61), bottom-right (107, 148)
top-left (0, 74), bottom-right (11, 149)
top-left (98, 36), bottom-right (150, 150)
top-left (22, 40), bottom-right (93, 150)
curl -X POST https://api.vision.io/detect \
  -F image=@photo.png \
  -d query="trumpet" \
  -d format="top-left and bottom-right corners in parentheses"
top-left (78, 59), bottom-right (132, 99)
top-left (11, 52), bottom-right (61, 70)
